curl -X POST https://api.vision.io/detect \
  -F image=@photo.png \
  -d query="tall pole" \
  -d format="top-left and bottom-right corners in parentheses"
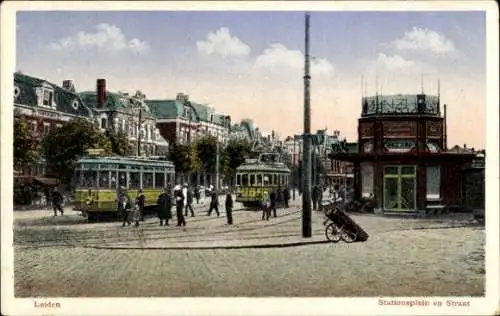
top-left (137, 102), bottom-right (142, 157)
top-left (293, 136), bottom-right (296, 200)
top-left (215, 140), bottom-right (220, 191)
top-left (302, 12), bottom-right (312, 238)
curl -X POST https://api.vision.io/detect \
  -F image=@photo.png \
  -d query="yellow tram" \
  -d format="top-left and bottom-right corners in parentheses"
top-left (73, 155), bottom-right (175, 220)
top-left (235, 153), bottom-right (291, 208)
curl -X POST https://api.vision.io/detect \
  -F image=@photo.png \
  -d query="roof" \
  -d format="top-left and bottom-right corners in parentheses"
top-left (80, 91), bottom-right (154, 117)
top-left (14, 72), bottom-right (92, 118)
top-left (77, 156), bottom-right (175, 168)
top-left (145, 99), bottom-right (183, 119)
top-left (362, 94), bottom-right (440, 117)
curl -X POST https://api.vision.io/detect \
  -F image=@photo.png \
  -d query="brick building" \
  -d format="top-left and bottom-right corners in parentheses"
top-left (13, 72), bottom-right (94, 179)
top-left (79, 79), bottom-right (169, 156)
top-left (145, 93), bottom-right (231, 146)
top-left (332, 93), bottom-right (476, 214)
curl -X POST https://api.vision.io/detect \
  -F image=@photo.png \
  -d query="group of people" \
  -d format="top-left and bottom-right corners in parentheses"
top-left (260, 187), bottom-right (290, 220)
top-left (117, 184), bottom-right (234, 228)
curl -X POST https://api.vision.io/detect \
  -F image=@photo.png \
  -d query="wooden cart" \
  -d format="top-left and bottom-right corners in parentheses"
top-left (323, 202), bottom-right (369, 243)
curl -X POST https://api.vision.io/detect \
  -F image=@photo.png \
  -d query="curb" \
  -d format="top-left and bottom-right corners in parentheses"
top-left (82, 239), bottom-right (332, 250)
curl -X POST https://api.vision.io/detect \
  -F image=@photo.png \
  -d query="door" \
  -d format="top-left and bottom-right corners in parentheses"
top-left (383, 165), bottom-right (416, 211)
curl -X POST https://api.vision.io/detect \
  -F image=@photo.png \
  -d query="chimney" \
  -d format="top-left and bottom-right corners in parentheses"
top-left (62, 80), bottom-right (75, 92)
top-left (97, 79), bottom-right (106, 108)
top-left (176, 93), bottom-right (189, 103)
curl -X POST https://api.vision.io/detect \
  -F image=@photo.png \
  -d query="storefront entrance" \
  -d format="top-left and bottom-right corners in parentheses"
top-left (383, 165), bottom-right (416, 211)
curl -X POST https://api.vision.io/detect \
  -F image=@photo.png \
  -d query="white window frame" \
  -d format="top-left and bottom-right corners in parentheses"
top-left (43, 122), bottom-right (50, 135)
top-left (100, 117), bottom-right (107, 129)
top-left (40, 87), bottom-right (55, 108)
top-left (426, 166), bottom-right (441, 200)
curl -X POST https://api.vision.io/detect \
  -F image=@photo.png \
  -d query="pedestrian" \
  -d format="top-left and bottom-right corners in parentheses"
top-left (317, 185), bottom-right (324, 211)
top-left (207, 189), bottom-right (220, 216)
top-left (157, 188), bottom-right (172, 226)
top-left (184, 186), bottom-right (195, 217)
top-left (283, 187), bottom-right (290, 208)
top-left (225, 193), bottom-right (233, 225)
top-left (269, 189), bottom-right (277, 218)
top-left (312, 185), bottom-right (319, 211)
top-left (174, 185), bottom-right (186, 227)
top-left (261, 192), bottom-right (271, 220)
top-left (51, 186), bottom-right (64, 216)
top-left (135, 189), bottom-right (145, 226)
top-left (119, 193), bottom-right (132, 227)
top-left (195, 185), bottom-right (201, 204)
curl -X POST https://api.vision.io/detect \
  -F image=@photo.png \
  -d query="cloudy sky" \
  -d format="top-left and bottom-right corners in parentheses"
top-left (16, 10), bottom-right (486, 148)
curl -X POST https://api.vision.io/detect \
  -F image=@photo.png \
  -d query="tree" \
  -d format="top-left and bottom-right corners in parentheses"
top-left (222, 138), bottom-right (253, 185)
top-left (193, 135), bottom-right (218, 174)
top-left (41, 118), bottom-right (112, 184)
top-left (105, 129), bottom-right (133, 156)
top-left (14, 118), bottom-right (39, 171)
top-left (168, 143), bottom-right (193, 175)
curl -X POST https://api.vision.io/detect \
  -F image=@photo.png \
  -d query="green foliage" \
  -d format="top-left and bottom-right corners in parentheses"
top-left (168, 143), bottom-right (193, 173)
top-left (14, 119), bottom-right (39, 170)
top-left (40, 118), bottom-right (112, 183)
top-left (193, 135), bottom-right (217, 172)
top-left (105, 129), bottom-right (133, 156)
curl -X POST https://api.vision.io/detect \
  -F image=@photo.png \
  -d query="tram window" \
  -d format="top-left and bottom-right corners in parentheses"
top-left (263, 174), bottom-right (270, 185)
top-left (118, 171), bottom-right (127, 187)
top-left (143, 172), bottom-right (154, 188)
top-left (155, 172), bottom-right (165, 189)
top-left (250, 174), bottom-right (255, 186)
top-left (119, 163), bottom-right (127, 169)
top-left (98, 171), bottom-right (110, 188)
top-left (242, 174), bottom-right (248, 186)
top-left (279, 175), bottom-right (283, 185)
top-left (83, 170), bottom-right (98, 187)
top-left (236, 174), bottom-right (241, 186)
top-left (129, 171), bottom-right (140, 188)
top-left (273, 174), bottom-right (278, 185)
top-left (285, 176), bottom-right (289, 185)
top-left (256, 174), bottom-right (262, 185)
top-left (75, 170), bottom-right (82, 186)
top-left (99, 164), bottom-right (109, 170)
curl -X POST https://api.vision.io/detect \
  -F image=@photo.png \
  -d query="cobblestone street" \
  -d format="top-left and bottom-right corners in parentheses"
top-left (13, 200), bottom-right (485, 297)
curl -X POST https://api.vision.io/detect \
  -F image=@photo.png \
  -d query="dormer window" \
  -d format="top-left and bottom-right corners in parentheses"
top-left (43, 89), bottom-right (53, 107)
top-left (100, 117), bottom-right (107, 129)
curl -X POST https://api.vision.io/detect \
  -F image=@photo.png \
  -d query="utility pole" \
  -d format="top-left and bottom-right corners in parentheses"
top-left (292, 136), bottom-right (296, 200)
top-left (215, 139), bottom-right (220, 192)
top-left (137, 98), bottom-right (143, 157)
top-left (302, 12), bottom-right (312, 238)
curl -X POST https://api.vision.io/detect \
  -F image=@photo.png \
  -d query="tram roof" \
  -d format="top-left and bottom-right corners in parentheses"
top-left (236, 163), bottom-right (290, 173)
top-left (76, 155), bottom-right (174, 167)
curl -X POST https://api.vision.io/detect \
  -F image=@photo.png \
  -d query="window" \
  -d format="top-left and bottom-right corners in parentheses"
top-left (250, 174), bottom-right (256, 186)
top-left (263, 174), bottom-right (271, 185)
top-left (143, 172), bottom-right (154, 188)
top-left (426, 166), bottom-right (441, 200)
top-left (43, 122), bottom-right (50, 135)
top-left (42, 89), bottom-right (53, 107)
top-left (256, 174), bottom-right (262, 186)
top-left (273, 174), bottom-right (278, 185)
top-left (242, 174), bottom-right (248, 186)
top-left (98, 171), bottom-right (110, 188)
top-left (56, 124), bottom-right (63, 129)
top-left (361, 163), bottom-right (374, 198)
top-left (129, 171), bottom-right (140, 188)
top-left (155, 172), bottom-right (165, 188)
top-left (31, 121), bottom-right (37, 133)
top-left (82, 170), bottom-right (98, 187)
top-left (100, 117), bottom-right (107, 129)
top-left (236, 174), bottom-right (241, 186)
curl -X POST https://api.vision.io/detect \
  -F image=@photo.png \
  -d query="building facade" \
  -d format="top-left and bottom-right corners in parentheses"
top-left (332, 93), bottom-right (476, 213)
top-left (13, 72), bottom-right (94, 178)
top-left (79, 79), bottom-right (169, 156)
top-left (146, 93), bottom-right (231, 146)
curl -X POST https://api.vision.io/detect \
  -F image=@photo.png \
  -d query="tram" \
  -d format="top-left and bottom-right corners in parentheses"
top-left (73, 155), bottom-right (175, 220)
top-left (235, 153), bottom-right (291, 208)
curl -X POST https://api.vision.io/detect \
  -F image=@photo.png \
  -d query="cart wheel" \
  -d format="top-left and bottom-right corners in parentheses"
top-left (325, 223), bottom-right (342, 243)
top-left (341, 230), bottom-right (357, 243)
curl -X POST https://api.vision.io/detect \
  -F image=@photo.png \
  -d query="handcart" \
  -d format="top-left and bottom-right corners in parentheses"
top-left (323, 201), bottom-right (369, 243)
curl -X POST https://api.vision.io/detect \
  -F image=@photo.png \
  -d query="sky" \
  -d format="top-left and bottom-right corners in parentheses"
top-left (16, 10), bottom-right (487, 149)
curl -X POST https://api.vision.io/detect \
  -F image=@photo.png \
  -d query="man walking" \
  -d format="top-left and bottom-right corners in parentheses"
top-left (135, 189), bottom-right (145, 226)
top-left (174, 185), bottom-right (186, 227)
top-left (261, 192), bottom-right (271, 221)
top-left (225, 193), bottom-right (233, 225)
top-left (207, 189), bottom-right (220, 216)
top-left (157, 188), bottom-right (172, 226)
top-left (184, 186), bottom-right (195, 217)
top-left (269, 189), bottom-right (277, 218)
top-left (119, 193), bottom-right (132, 227)
top-left (51, 186), bottom-right (64, 216)
top-left (312, 185), bottom-right (319, 211)
top-left (283, 187), bottom-right (290, 208)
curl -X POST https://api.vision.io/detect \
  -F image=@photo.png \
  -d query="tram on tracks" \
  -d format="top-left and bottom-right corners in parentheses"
top-left (73, 153), bottom-right (175, 221)
top-left (235, 153), bottom-right (291, 208)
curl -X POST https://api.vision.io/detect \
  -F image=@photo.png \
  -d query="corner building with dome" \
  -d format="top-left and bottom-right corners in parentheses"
top-left (331, 93), bottom-right (477, 214)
